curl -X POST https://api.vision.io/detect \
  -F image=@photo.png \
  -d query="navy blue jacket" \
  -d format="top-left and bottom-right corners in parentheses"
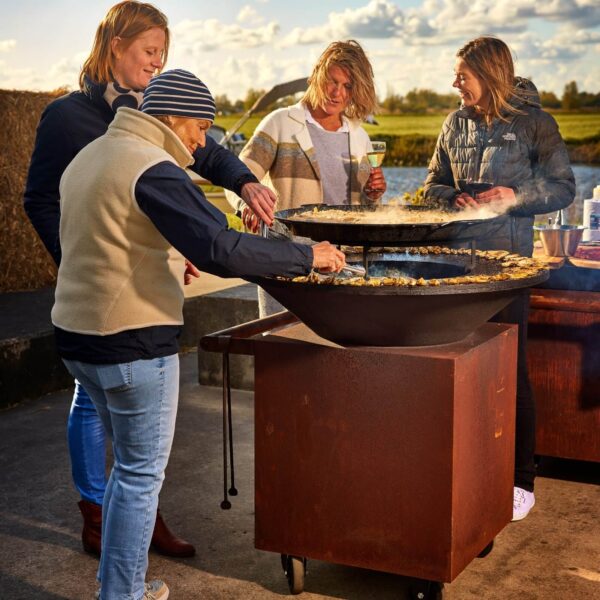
top-left (24, 82), bottom-right (258, 265)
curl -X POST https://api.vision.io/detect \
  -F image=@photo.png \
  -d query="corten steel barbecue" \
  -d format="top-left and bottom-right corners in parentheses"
top-left (200, 209), bottom-right (541, 597)
top-left (200, 316), bottom-right (518, 599)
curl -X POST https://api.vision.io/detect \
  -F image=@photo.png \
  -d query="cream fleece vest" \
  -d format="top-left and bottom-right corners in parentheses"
top-left (52, 108), bottom-right (194, 335)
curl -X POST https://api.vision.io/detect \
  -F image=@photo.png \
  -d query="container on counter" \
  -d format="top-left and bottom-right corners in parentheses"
top-left (582, 186), bottom-right (600, 242)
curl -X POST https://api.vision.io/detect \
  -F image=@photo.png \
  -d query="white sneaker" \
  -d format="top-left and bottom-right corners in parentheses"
top-left (143, 580), bottom-right (169, 600)
top-left (95, 580), bottom-right (169, 600)
top-left (512, 487), bottom-right (535, 521)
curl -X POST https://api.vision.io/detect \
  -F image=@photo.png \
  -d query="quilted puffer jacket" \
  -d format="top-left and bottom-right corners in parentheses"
top-left (423, 78), bottom-right (575, 256)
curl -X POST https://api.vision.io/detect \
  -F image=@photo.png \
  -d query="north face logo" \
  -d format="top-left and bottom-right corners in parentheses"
top-left (502, 133), bottom-right (517, 141)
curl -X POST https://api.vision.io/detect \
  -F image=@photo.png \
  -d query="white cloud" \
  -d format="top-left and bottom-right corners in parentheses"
top-left (237, 5), bottom-right (264, 26)
top-left (172, 18), bottom-right (279, 52)
top-left (0, 49), bottom-right (85, 91)
top-left (281, 0), bottom-right (404, 46)
top-left (174, 53), bottom-right (310, 102)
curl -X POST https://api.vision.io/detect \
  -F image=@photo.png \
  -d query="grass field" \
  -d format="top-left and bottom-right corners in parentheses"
top-left (214, 112), bottom-right (600, 142)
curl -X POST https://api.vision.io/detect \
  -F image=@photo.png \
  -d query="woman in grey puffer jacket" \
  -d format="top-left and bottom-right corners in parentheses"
top-left (424, 36), bottom-right (575, 522)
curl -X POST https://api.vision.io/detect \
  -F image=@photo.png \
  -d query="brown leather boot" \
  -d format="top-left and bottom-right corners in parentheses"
top-left (151, 509), bottom-right (195, 557)
top-left (78, 500), bottom-right (102, 556)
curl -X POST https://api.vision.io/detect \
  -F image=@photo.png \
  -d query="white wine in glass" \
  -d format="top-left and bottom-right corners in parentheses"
top-left (365, 140), bottom-right (386, 195)
top-left (367, 140), bottom-right (386, 167)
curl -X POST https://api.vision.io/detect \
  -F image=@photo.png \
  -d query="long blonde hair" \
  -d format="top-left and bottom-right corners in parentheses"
top-left (302, 40), bottom-right (378, 122)
top-left (79, 1), bottom-right (169, 89)
top-left (457, 36), bottom-right (525, 123)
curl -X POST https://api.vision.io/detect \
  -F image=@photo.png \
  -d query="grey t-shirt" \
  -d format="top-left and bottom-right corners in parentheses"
top-left (307, 122), bottom-right (351, 205)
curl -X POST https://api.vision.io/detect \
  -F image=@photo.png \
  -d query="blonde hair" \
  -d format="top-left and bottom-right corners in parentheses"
top-left (457, 36), bottom-right (526, 123)
top-left (302, 40), bottom-right (378, 122)
top-left (79, 1), bottom-right (169, 89)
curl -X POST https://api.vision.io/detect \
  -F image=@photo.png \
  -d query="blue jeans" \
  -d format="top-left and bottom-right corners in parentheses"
top-left (64, 355), bottom-right (179, 600)
top-left (68, 381), bottom-right (106, 505)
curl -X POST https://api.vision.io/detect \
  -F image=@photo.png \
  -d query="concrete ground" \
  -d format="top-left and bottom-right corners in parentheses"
top-left (0, 351), bottom-right (599, 600)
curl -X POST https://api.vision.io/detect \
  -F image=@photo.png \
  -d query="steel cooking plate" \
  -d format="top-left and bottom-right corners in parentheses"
top-left (274, 204), bottom-right (510, 246)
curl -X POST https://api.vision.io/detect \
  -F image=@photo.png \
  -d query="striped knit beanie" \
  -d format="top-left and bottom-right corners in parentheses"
top-left (141, 69), bottom-right (216, 122)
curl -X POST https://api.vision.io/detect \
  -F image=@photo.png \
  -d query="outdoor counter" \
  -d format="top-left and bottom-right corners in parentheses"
top-left (528, 251), bottom-right (600, 463)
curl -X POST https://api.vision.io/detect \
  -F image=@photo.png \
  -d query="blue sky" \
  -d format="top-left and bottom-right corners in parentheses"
top-left (1, 0), bottom-right (598, 100)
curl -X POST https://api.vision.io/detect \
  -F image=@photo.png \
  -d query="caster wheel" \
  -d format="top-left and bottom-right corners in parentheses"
top-left (410, 579), bottom-right (445, 600)
top-left (282, 554), bottom-right (306, 595)
top-left (477, 539), bottom-right (494, 558)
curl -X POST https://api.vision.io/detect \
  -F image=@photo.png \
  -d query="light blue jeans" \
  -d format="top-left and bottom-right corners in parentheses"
top-left (64, 355), bottom-right (179, 600)
top-left (68, 381), bottom-right (106, 505)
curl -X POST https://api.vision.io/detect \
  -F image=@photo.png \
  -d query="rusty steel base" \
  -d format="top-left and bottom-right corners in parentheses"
top-left (252, 322), bottom-right (518, 584)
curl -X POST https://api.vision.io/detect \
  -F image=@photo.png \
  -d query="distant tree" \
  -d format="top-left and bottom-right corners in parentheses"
top-left (243, 88), bottom-right (265, 111)
top-left (539, 90), bottom-right (561, 109)
top-left (578, 91), bottom-right (600, 108)
top-left (562, 81), bottom-right (580, 110)
top-left (214, 94), bottom-right (233, 115)
top-left (402, 88), bottom-right (456, 113)
top-left (233, 99), bottom-right (245, 113)
top-left (381, 85), bottom-right (403, 114)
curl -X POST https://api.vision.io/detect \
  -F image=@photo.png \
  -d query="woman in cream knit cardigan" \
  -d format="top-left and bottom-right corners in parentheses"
top-left (228, 40), bottom-right (386, 314)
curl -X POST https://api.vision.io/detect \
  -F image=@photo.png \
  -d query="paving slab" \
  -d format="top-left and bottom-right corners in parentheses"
top-left (0, 351), bottom-right (598, 599)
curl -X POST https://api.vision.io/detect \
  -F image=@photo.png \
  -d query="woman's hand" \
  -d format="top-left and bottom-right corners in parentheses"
top-left (454, 186), bottom-right (517, 210)
top-left (476, 186), bottom-right (517, 209)
top-left (454, 192), bottom-right (478, 209)
top-left (364, 167), bottom-right (386, 201)
top-left (242, 206), bottom-right (260, 233)
top-left (312, 241), bottom-right (346, 273)
top-left (240, 182), bottom-right (276, 227)
top-left (184, 260), bottom-right (201, 285)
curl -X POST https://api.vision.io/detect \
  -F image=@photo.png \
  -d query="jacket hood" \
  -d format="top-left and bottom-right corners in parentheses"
top-left (456, 75), bottom-right (541, 119)
top-left (511, 76), bottom-right (541, 109)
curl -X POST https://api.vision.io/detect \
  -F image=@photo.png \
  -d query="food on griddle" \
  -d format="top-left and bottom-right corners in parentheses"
top-left (279, 246), bottom-right (547, 287)
top-left (292, 205), bottom-right (501, 224)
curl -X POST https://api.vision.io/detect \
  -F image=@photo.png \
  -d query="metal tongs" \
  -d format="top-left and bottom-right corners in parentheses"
top-left (316, 263), bottom-right (366, 279)
top-left (341, 264), bottom-right (366, 277)
top-left (260, 221), bottom-right (270, 238)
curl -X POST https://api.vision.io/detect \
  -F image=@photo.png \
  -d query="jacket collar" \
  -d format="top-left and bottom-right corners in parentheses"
top-left (288, 101), bottom-right (362, 132)
top-left (108, 107), bottom-right (194, 168)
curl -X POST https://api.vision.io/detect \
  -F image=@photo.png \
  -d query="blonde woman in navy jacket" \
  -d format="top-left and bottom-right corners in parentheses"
top-left (24, 0), bottom-right (276, 560)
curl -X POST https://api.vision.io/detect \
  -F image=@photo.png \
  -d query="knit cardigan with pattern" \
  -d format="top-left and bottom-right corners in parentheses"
top-left (227, 102), bottom-right (373, 212)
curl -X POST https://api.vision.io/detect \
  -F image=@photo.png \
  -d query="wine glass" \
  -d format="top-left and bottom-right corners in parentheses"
top-left (365, 140), bottom-right (386, 196)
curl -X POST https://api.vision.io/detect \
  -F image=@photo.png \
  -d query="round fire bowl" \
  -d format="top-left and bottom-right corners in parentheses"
top-left (251, 252), bottom-right (548, 347)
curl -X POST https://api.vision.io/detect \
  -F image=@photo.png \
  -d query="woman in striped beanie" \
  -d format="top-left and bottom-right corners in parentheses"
top-left (53, 68), bottom-right (344, 600)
